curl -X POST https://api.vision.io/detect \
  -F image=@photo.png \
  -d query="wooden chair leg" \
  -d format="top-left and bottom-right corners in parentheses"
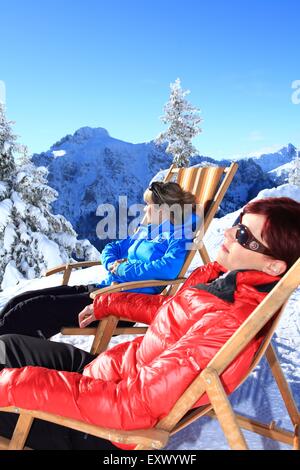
top-left (90, 315), bottom-right (119, 354)
top-left (8, 413), bottom-right (33, 450)
top-left (293, 424), bottom-right (300, 450)
top-left (0, 436), bottom-right (10, 450)
top-left (266, 344), bottom-right (300, 427)
top-left (62, 266), bottom-right (72, 285)
top-left (201, 368), bottom-right (248, 450)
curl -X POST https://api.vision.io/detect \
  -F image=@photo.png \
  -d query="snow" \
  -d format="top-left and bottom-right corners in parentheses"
top-left (251, 143), bottom-right (298, 172)
top-left (0, 264), bottom-right (106, 308)
top-left (52, 150), bottom-right (66, 158)
top-left (269, 160), bottom-right (292, 177)
top-left (27, 205), bottom-right (49, 231)
top-left (254, 183), bottom-right (300, 201)
top-left (0, 181), bottom-right (8, 198)
top-left (0, 199), bottom-right (12, 230)
top-left (11, 191), bottom-right (27, 218)
top-left (15, 171), bottom-right (27, 184)
top-left (3, 224), bottom-right (17, 251)
top-left (1, 260), bottom-right (26, 290)
top-left (32, 232), bottom-right (67, 269)
top-left (0, 184), bottom-right (299, 450)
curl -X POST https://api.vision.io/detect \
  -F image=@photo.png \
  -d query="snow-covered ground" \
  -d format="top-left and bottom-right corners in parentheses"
top-left (0, 184), bottom-right (299, 450)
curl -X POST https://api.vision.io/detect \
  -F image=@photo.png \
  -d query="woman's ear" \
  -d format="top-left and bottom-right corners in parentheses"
top-left (263, 259), bottom-right (287, 276)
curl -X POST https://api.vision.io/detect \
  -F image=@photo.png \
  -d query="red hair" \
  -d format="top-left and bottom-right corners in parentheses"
top-left (243, 197), bottom-right (300, 269)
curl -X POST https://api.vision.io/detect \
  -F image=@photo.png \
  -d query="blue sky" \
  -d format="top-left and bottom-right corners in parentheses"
top-left (1, 0), bottom-right (299, 159)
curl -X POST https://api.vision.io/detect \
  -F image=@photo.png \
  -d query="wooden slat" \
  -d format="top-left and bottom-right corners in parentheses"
top-left (89, 278), bottom-right (186, 299)
top-left (114, 327), bottom-right (148, 335)
top-left (62, 266), bottom-right (72, 285)
top-left (8, 414), bottom-right (34, 450)
top-left (206, 410), bottom-right (296, 446)
top-left (45, 261), bottom-right (102, 277)
top-left (201, 368), bottom-right (248, 450)
top-left (0, 435), bottom-right (32, 451)
top-left (0, 407), bottom-right (168, 450)
top-left (61, 326), bottom-right (148, 336)
top-left (203, 162), bottom-right (238, 233)
top-left (294, 424), bottom-right (300, 450)
top-left (0, 436), bottom-right (9, 450)
top-left (61, 327), bottom-right (97, 336)
top-left (91, 315), bottom-right (119, 354)
top-left (177, 167), bottom-right (225, 205)
top-left (170, 405), bottom-right (212, 435)
top-left (266, 344), bottom-right (300, 425)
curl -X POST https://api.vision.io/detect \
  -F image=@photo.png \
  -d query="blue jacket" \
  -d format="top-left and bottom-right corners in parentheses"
top-left (97, 212), bottom-right (199, 294)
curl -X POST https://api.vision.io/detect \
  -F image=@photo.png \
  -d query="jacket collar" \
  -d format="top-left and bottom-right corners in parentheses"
top-left (192, 267), bottom-right (280, 303)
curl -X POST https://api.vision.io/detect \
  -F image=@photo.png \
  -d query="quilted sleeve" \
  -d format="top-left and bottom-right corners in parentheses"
top-left (93, 290), bottom-right (168, 325)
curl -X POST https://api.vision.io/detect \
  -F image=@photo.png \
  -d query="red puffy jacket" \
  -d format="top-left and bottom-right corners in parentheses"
top-left (0, 262), bottom-right (279, 448)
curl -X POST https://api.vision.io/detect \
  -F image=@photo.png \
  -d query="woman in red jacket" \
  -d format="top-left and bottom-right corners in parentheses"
top-left (0, 197), bottom-right (299, 450)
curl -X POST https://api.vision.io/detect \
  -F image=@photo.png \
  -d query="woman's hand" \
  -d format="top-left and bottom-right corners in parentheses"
top-left (109, 258), bottom-right (127, 274)
top-left (78, 304), bottom-right (96, 328)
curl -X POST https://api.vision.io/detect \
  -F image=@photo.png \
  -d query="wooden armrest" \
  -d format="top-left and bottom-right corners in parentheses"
top-left (90, 278), bottom-right (186, 299)
top-left (0, 407), bottom-right (168, 449)
top-left (45, 261), bottom-right (102, 277)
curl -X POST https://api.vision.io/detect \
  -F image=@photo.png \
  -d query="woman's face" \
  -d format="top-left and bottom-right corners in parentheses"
top-left (143, 190), bottom-right (168, 225)
top-left (216, 212), bottom-right (273, 272)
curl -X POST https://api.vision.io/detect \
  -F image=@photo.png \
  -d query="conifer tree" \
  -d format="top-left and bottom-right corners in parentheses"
top-left (0, 103), bottom-right (16, 181)
top-left (288, 151), bottom-right (300, 187)
top-left (155, 78), bottom-right (202, 167)
top-left (0, 105), bottom-right (99, 289)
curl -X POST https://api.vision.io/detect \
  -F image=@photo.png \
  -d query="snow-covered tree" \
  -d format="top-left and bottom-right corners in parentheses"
top-left (288, 151), bottom-right (300, 187)
top-left (0, 103), bottom-right (16, 181)
top-left (0, 105), bottom-right (100, 289)
top-left (155, 78), bottom-right (202, 167)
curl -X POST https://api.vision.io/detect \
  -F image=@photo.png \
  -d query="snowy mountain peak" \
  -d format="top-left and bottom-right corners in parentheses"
top-left (250, 143), bottom-right (297, 173)
top-left (50, 126), bottom-right (110, 151)
top-left (73, 126), bottom-right (110, 141)
top-left (32, 128), bottom-right (174, 249)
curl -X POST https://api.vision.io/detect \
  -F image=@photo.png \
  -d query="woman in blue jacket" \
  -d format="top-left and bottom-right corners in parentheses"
top-left (0, 181), bottom-right (199, 339)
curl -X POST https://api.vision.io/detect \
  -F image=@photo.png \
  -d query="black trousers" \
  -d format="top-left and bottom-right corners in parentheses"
top-left (0, 285), bottom-right (96, 339)
top-left (0, 334), bottom-right (118, 450)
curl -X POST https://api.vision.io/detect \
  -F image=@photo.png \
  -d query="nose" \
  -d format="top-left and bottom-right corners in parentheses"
top-left (224, 226), bottom-right (236, 242)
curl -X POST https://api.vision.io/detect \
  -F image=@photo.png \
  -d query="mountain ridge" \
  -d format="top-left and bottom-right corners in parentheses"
top-left (32, 126), bottom-right (297, 249)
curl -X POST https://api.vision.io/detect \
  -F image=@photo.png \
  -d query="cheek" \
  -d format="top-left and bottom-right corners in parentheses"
top-left (227, 244), bottom-right (248, 267)
top-left (230, 244), bottom-right (264, 269)
top-left (151, 207), bottom-right (159, 219)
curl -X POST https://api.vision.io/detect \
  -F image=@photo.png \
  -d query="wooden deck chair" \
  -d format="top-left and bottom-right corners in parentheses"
top-left (59, 162), bottom-right (238, 352)
top-left (0, 257), bottom-right (299, 451)
top-left (45, 162), bottom-right (238, 285)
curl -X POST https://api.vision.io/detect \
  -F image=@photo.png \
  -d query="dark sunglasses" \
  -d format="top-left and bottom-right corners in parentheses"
top-left (235, 213), bottom-right (273, 256)
top-left (148, 182), bottom-right (162, 202)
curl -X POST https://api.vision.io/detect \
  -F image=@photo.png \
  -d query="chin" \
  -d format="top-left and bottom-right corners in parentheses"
top-left (216, 252), bottom-right (227, 269)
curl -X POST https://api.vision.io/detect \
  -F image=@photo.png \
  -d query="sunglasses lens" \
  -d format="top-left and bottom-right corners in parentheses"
top-left (236, 226), bottom-right (249, 245)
